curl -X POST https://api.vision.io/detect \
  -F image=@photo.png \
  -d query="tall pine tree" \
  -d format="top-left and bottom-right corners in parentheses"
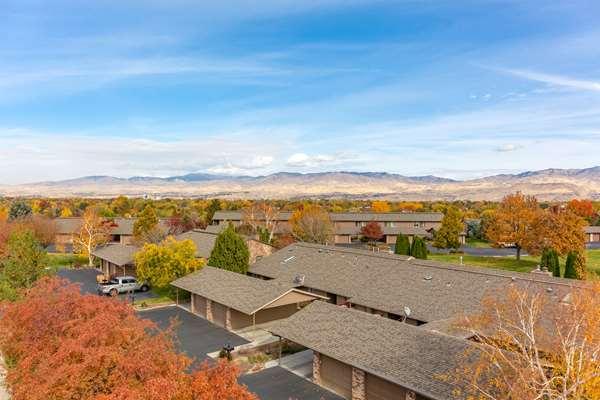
top-left (208, 224), bottom-right (250, 274)
top-left (394, 234), bottom-right (411, 256)
top-left (564, 252), bottom-right (577, 279)
top-left (410, 236), bottom-right (428, 260)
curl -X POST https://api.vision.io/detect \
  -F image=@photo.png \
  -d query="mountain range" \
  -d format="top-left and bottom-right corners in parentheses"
top-left (1, 167), bottom-right (600, 201)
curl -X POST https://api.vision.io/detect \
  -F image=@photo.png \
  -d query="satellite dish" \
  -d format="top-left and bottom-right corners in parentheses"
top-left (403, 306), bottom-right (411, 317)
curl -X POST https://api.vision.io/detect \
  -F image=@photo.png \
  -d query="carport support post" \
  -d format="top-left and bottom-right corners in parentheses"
top-left (277, 337), bottom-right (282, 365)
top-left (176, 288), bottom-right (179, 305)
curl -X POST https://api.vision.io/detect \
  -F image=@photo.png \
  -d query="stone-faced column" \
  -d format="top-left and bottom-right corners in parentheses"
top-left (351, 367), bottom-right (366, 400)
top-left (406, 391), bottom-right (416, 400)
top-left (312, 351), bottom-right (322, 384)
top-left (206, 299), bottom-right (213, 322)
top-left (225, 307), bottom-right (232, 331)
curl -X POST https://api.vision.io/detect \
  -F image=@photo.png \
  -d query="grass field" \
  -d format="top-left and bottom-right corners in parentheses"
top-left (47, 253), bottom-right (89, 270)
top-left (429, 249), bottom-right (600, 278)
top-left (464, 238), bottom-right (493, 248)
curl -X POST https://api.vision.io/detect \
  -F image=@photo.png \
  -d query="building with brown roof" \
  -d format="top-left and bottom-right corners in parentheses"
top-left (585, 225), bottom-right (600, 243)
top-left (211, 210), bottom-right (466, 246)
top-left (172, 266), bottom-right (324, 330)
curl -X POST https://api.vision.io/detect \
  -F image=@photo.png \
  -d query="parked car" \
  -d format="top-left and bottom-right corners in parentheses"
top-left (97, 276), bottom-right (150, 296)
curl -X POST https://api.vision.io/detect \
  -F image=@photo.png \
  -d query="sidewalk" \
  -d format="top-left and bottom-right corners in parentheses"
top-left (0, 355), bottom-right (9, 400)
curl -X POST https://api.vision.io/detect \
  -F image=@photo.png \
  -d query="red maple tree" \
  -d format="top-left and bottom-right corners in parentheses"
top-left (360, 221), bottom-right (384, 243)
top-left (0, 277), bottom-right (256, 400)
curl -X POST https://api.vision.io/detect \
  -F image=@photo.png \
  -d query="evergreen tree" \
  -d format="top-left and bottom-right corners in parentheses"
top-left (394, 234), bottom-right (411, 256)
top-left (549, 249), bottom-right (560, 277)
top-left (564, 252), bottom-right (577, 279)
top-left (410, 236), bottom-right (428, 260)
top-left (8, 200), bottom-right (32, 221)
top-left (208, 224), bottom-right (250, 274)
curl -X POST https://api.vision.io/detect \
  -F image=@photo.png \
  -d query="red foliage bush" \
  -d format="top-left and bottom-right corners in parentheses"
top-left (0, 277), bottom-right (257, 400)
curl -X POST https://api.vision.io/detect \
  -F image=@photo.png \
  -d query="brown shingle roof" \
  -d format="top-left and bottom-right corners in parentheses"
top-left (270, 301), bottom-right (476, 400)
top-left (585, 225), bottom-right (600, 234)
top-left (92, 243), bottom-right (139, 266)
top-left (171, 266), bottom-right (320, 315)
top-left (54, 217), bottom-right (170, 235)
top-left (249, 243), bottom-right (579, 323)
top-left (175, 230), bottom-right (218, 258)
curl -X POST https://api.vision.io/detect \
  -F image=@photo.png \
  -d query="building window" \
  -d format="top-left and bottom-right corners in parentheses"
top-left (414, 222), bottom-right (422, 228)
top-left (385, 222), bottom-right (394, 227)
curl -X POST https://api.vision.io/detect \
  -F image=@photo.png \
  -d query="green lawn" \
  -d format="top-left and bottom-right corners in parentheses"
top-left (47, 253), bottom-right (89, 271)
top-left (464, 238), bottom-right (492, 248)
top-left (429, 249), bottom-right (600, 278)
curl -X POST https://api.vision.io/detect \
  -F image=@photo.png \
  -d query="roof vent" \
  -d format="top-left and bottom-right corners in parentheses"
top-left (546, 287), bottom-right (553, 293)
top-left (424, 275), bottom-right (433, 281)
top-left (293, 275), bottom-right (305, 285)
top-left (511, 277), bottom-right (517, 282)
top-left (283, 256), bottom-right (296, 263)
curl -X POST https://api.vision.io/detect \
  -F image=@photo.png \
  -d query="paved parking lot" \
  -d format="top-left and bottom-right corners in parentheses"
top-left (57, 268), bottom-right (156, 301)
top-left (137, 306), bottom-right (248, 363)
top-left (241, 366), bottom-right (343, 400)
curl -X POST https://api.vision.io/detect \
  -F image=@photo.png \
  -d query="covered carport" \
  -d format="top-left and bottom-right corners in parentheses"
top-left (172, 266), bottom-right (325, 331)
top-left (92, 243), bottom-right (139, 277)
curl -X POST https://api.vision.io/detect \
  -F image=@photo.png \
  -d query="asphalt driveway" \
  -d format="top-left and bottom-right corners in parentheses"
top-left (137, 306), bottom-right (248, 363)
top-left (241, 366), bottom-right (343, 400)
top-left (57, 268), bottom-right (156, 301)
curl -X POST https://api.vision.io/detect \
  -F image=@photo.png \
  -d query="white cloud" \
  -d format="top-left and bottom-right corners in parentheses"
top-left (495, 143), bottom-right (523, 152)
top-left (497, 68), bottom-right (600, 92)
top-left (285, 152), bottom-right (357, 168)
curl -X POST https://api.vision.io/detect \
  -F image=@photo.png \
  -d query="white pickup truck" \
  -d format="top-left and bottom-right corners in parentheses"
top-left (97, 276), bottom-right (150, 296)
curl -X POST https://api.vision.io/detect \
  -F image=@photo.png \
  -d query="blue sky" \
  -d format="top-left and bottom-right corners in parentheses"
top-left (1, 0), bottom-right (600, 184)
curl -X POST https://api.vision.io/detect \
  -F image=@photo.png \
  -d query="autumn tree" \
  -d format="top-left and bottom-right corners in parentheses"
top-left (0, 230), bottom-right (48, 300)
top-left (135, 237), bottom-right (203, 290)
top-left (242, 201), bottom-right (280, 243)
top-left (133, 204), bottom-right (161, 243)
top-left (453, 283), bottom-right (600, 399)
top-left (8, 200), bottom-right (32, 221)
top-left (371, 200), bottom-right (391, 213)
top-left (433, 206), bottom-right (463, 249)
top-left (535, 209), bottom-right (586, 257)
top-left (11, 215), bottom-right (57, 248)
top-left (394, 233), bottom-right (411, 256)
top-left (486, 192), bottom-right (542, 260)
top-left (0, 277), bottom-right (256, 400)
top-left (290, 204), bottom-right (333, 244)
top-left (566, 199), bottom-right (595, 220)
top-left (360, 221), bottom-right (383, 245)
top-left (208, 225), bottom-right (250, 274)
top-left (73, 207), bottom-right (113, 266)
top-left (205, 198), bottom-right (222, 225)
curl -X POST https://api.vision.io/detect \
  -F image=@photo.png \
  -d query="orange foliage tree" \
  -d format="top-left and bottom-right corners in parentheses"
top-left (485, 192), bottom-right (542, 260)
top-left (453, 282), bottom-right (600, 399)
top-left (290, 204), bottom-right (333, 244)
top-left (0, 278), bottom-right (257, 400)
top-left (567, 199), bottom-right (595, 219)
top-left (371, 200), bottom-right (391, 213)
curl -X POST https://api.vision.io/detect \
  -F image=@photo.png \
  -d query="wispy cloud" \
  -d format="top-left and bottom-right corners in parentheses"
top-left (497, 68), bottom-right (600, 92)
top-left (495, 143), bottom-right (523, 152)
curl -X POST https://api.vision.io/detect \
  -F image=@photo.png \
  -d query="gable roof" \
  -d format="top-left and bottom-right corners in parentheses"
top-left (270, 301), bottom-right (476, 400)
top-left (175, 229), bottom-right (218, 258)
top-left (92, 243), bottom-right (139, 266)
top-left (249, 243), bottom-right (578, 323)
top-left (585, 225), bottom-right (600, 234)
top-left (171, 266), bottom-right (322, 315)
top-left (54, 217), bottom-right (170, 236)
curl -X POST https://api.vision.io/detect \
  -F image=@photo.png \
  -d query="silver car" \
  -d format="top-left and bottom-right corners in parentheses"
top-left (97, 276), bottom-right (149, 296)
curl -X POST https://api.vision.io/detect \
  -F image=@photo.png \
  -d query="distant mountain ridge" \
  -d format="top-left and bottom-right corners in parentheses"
top-left (2, 167), bottom-right (599, 201)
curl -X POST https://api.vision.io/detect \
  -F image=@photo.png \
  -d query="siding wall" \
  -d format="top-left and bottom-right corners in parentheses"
top-left (212, 301), bottom-right (228, 327)
top-left (366, 374), bottom-right (407, 400)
